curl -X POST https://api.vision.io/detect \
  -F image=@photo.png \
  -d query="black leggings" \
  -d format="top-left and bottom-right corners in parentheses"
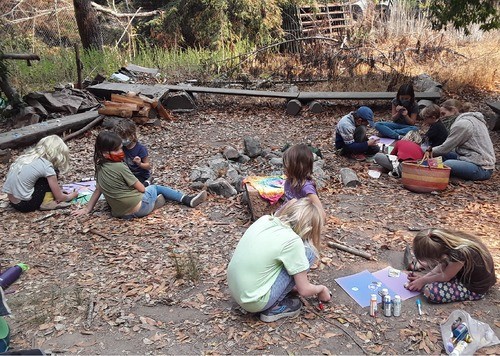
top-left (11, 178), bottom-right (51, 212)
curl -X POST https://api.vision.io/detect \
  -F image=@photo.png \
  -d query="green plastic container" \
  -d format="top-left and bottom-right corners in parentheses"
top-left (0, 316), bottom-right (10, 352)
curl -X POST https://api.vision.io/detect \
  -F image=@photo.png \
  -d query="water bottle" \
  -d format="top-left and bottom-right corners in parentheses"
top-left (0, 263), bottom-right (29, 289)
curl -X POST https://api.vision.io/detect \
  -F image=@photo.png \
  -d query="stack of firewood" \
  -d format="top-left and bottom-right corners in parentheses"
top-left (98, 92), bottom-right (172, 124)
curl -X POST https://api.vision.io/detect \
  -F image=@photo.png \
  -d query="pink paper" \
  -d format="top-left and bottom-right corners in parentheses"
top-left (372, 266), bottom-right (420, 300)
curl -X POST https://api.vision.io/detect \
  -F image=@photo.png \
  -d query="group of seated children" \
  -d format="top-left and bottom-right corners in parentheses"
top-left (2, 90), bottom-right (496, 325)
top-left (2, 119), bottom-right (207, 216)
top-left (228, 144), bottom-right (496, 323)
top-left (335, 83), bottom-right (496, 181)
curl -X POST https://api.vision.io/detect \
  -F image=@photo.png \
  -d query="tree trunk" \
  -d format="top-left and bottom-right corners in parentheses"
top-left (0, 75), bottom-right (22, 107)
top-left (73, 0), bottom-right (103, 50)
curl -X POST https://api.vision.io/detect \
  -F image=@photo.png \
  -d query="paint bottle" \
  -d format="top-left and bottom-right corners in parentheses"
top-left (393, 295), bottom-right (401, 317)
top-left (450, 340), bottom-right (469, 356)
top-left (369, 294), bottom-right (377, 317)
top-left (380, 288), bottom-right (389, 311)
top-left (383, 295), bottom-right (392, 317)
top-left (0, 264), bottom-right (29, 290)
top-left (382, 144), bottom-right (386, 154)
top-left (446, 323), bottom-right (472, 353)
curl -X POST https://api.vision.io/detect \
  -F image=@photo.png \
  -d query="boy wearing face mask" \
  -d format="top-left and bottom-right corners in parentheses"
top-left (113, 119), bottom-right (152, 186)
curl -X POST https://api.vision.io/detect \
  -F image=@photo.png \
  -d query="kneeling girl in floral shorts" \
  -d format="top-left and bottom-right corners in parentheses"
top-left (406, 228), bottom-right (496, 303)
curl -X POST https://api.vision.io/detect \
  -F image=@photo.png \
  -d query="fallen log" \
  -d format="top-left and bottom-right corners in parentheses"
top-left (327, 241), bottom-right (373, 260)
top-left (340, 168), bottom-right (361, 187)
top-left (0, 111), bottom-right (100, 149)
top-left (63, 115), bottom-right (104, 142)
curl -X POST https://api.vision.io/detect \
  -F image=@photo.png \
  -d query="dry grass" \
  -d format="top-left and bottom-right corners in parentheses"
top-left (239, 3), bottom-right (500, 95)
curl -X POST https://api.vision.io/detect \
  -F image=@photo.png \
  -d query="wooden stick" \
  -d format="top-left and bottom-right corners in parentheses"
top-left (89, 228), bottom-right (112, 241)
top-left (327, 241), bottom-right (372, 260)
top-left (63, 115), bottom-right (103, 142)
top-left (74, 43), bottom-right (83, 89)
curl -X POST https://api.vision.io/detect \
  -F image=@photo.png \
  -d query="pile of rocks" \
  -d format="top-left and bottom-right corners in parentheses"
top-left (189, 136), bottom-right (330, 197)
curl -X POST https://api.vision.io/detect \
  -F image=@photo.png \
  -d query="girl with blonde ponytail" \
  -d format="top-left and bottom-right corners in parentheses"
top-left (407, 228), bottom-right (496, 303)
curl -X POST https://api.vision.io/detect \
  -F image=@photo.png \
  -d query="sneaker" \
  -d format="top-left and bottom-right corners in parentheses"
top-left (40, 200), bottom-right (72, 211)
top-left (182, 191), bottom-right (207, 208)
top-left (153, 194), bottom-right (166, 210)
top-left (389, 170), bottom-right (401, 178)
top-left (349, 153), bottom-right (366, 161)
top-left (259, 297), bottom-right (302, 323)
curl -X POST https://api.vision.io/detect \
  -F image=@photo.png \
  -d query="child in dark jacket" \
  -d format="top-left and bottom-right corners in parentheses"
top-left (420, 104), bottom-right (448, 147)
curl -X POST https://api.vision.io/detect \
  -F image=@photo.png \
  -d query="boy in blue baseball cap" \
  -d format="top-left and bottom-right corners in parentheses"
top-left (334, 106), bottom-right (380, 161)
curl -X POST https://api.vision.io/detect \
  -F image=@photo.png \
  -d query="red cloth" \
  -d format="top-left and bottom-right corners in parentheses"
top-left (391, 140), bottom-right (424, 161)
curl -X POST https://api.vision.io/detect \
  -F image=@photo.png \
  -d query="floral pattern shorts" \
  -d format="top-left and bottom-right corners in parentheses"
top-left (424, 278), bottom-right (484, 303)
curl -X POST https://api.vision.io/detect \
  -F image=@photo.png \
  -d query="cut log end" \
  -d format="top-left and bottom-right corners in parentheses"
top-left (340, 168), bottom-right (361, 187)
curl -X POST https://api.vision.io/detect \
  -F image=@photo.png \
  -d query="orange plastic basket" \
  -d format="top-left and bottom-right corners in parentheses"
top-left (401, 161), bottom-right (451, 193)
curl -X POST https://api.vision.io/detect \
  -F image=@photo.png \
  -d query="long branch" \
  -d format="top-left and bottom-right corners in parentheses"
top-left (0, 53), bottom-right (40, 61)
top-left (90, 1), bottom-right (159, 18)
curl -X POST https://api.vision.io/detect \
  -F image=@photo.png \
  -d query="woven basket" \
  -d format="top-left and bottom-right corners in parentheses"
top-left (401, 161), bottom-right (451, 193)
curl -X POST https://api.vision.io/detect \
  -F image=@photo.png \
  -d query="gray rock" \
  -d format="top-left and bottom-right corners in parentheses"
top-left (207, 178), bottom-right (238, 197)
top-left (243, 136), bottom-right (262, 158)
top-left (190, 166), bottom-right (217, 183)
top-left (413, 73), bottom-right (442, 92)
top-left (223, 146), bottom-right (240, 160)
top-left (261, 148), bottom-right (272, 158)
top-left (208, 157), bottom-right (229, 176)
top-left (313, 165), bottom-right (330, 190)
top-left (238, 154), bottom-right (251, 164)
top-left (226, 166), bottom-right (240, 183)
top-left (190, 181), bottom-right (206, 190)
top-left (313, 159), bottom-right (325, 169)
top-left (270, 157), bottom-right (283, 167)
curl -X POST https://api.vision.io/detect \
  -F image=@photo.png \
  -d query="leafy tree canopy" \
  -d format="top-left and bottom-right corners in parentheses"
top-left (427, 0), bottom-right (500, 34)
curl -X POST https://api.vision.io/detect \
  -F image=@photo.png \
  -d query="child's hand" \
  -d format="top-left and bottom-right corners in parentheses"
top-left (318, 286), bottom-right (332, 303)
top-left (68, 191), bottom-right (79, 201)
top-left (133, 156), bottom-right (142, 165)
top-left (72, 207), bottom-right (90, 217)
top-left (407, 278), bottom-right (426, 291)
top-left (368, 138), bottom-right (379, 146)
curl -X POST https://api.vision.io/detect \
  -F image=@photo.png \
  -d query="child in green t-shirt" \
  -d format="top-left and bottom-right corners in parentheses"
top-left (73, 131), bottom-right (206, 218)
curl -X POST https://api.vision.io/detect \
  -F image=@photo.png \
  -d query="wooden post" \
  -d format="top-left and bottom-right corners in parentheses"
top-left (340, 168), bottom-right (361, 187)
top-left (286, 99), bottom-right (302, 115)
top-left (74, 43), bottom-right (83, 89)
top-left (308, 100), bottom-right (323, 113)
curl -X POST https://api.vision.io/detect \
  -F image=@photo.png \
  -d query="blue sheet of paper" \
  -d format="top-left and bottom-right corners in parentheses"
top-left (335, 270), bottom-right (391, 307)
top-left (335, 267), bottom-right (421, 308)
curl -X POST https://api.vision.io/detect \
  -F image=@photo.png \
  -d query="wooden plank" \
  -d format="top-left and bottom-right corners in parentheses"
top-left (0, 111), bottom-right (99, 149)
top-left (486, 101), bottom-right (500, 114)
top-left (88, 83), bottom-right (441, 102)
top-left (88, 83), bottom-right (299, 99)
top-left (297, 91), bottom-right (441, 100)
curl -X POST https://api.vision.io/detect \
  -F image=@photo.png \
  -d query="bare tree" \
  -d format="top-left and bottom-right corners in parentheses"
top-left (73, 0), bottom-right (103, 50)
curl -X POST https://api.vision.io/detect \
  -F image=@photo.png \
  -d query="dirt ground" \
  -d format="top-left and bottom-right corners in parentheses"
top-left (0, 93), bottom-right (499, 355)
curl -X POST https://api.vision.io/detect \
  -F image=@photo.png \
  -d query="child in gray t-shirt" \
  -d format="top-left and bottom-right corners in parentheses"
top-left (2, 135), bottom-right (78, 212)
